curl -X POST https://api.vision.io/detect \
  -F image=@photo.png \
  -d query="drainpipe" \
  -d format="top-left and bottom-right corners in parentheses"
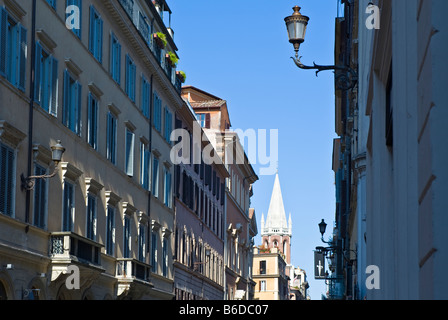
top-left (147, 74), bottom-right (153, 258)
top-left (25, 0), bottom-right (37, 224)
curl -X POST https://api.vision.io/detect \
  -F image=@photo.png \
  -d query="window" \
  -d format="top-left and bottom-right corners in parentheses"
top-left (259, 260), bottom-right (266, 275)
top-left (35, 42), bottom-right (58, 116)
top-left (87, 93), bottom-right (98, 149)
top-left (196, 113), bottom-right (210, 129)
top-left (260, 280), bottom-right (266, 292)
top-left (106, 205), bottom-right (115, 255)
top-left (152, 156), bottom-right (159, 198)
top-left (164, 107), bottom-right (172, 143)
top-left (0, 7), bottom-right (27, 91)
top-left (106, 111), bottom-right (117, 164)
top-left (151, 231), bottom-right (158, 272)
top-left (153, 92), bottom-right (162, 132)
top-left (46, 0), bottom-right (56, 9)
top-left (63, 70), bottom-right (81, 135)
top-left (86, 194), bottom-right (97, 240)
top-left (141, 75), bottom-right (150, 118)
top-left (66, 0), bottom-right (82, 38)
top-left (110, 32), bottom-right (121, 84)
top-left (62, 181), bottom-right (75, 231)
top-left (0, 143), bottom-right (15, 217)
top-left (89, 5), bottom-right (103, 63)
top-left (138, 11), bottom-right (151, 45)
top-left (164, 169), bottom-right (172, 208)
top-left (140, 142), bottom-right (150, 190)
top-left (138, 224), bottom-right (146, 262)
top-left (123, 215), bottom-right (131, 258)
top-left (125, 128), bottom-right (135, 176)
top-left (162, 237), bottom-right (168, 277)
top-left (33, 164), bottom-right (47, 229)
top-left (125, 54), bottom-right (136, 102)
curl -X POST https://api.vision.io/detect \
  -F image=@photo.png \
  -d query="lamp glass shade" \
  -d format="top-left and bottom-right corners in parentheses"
top-left (51, 140), bottom-right (65, 163)
top-left (319, 219), bottom-right (327, 236)
top-left (284, 6), bottom-right (309, 45)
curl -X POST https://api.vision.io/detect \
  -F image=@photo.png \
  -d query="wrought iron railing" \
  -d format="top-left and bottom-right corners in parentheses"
top-left (50, 232), bottom-right (102, 265)
top-left (116, 258), bottom-right (151, 283)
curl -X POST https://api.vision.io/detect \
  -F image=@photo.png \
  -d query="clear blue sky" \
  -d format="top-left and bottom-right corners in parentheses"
top-left (169, 0), bottom-right (339, 300)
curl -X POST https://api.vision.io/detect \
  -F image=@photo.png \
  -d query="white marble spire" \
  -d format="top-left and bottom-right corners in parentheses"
top-left (262, 173), bottom-right (291, 236)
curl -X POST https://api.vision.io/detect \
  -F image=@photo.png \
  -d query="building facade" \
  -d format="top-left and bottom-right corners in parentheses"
top-left (172, 98), bottom-right (228, 300)
top-left (181, 86), bottom-right (259, 300)
top-left (327, 0), bottom-right (448, 300)
top-left (0, 0), bottom-right (184, 299)
top-left (253, 173), bottom-right (293, 300)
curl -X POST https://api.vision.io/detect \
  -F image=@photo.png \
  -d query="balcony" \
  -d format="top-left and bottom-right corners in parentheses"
top-left (116, 258), bottom-right (154, 298)
top-left (49, 232), bottom-right (104, 282)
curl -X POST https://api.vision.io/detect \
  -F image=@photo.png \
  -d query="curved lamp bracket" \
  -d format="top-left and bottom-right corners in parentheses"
top-left (291, 56), bottom-right (358, 91)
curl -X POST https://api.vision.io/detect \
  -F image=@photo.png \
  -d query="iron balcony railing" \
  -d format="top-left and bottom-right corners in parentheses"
top-left (50, 232), bottom-right (103, 266)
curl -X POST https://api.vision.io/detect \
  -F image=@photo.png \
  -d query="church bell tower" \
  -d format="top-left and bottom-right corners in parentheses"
top-left (260, 173), bottom-right (292, 264)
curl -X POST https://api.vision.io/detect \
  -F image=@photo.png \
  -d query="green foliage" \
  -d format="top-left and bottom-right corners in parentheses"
top-left (154, 32), bottom-right (167, 48)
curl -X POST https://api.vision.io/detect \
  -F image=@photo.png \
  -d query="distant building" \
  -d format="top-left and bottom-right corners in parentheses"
top-left (253, 173), bottom-right (300, 300)
top-left (181, 86), bottom-right (258, 300)
top-left (172, 99), bottom-right (228, 300)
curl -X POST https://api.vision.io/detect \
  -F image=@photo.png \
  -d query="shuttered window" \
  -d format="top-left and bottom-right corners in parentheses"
top-left (87, 93), bottom-right (98, 149)
top-left (35, 42), bottom-right (58, 116)
top-left (106, 205), bottom-right (115, 255)
top-left (164, 169), bottom-right (172, 208)
top-left (86, 194), bottom-right (97, 240)
top-left (0, 143), bottom-right (15, 217)
top-left (33, 164), bottom-right (47, 228)
top-left (125, 54), bottom-right (136, 102)
top-left (125, 128), bottom-right (135, 176)
top-left (110, 32), bottom-right (121, 84)
top-left (141, 75), bottom-right (150, 118)
top-left (123, 215), bottom-right (131, 258)
top-left (153, 92), bottom-right (162, 132)
top-left (138, 224), bottom-right (146, 262)
top-left (140, 142), bottom-right (150, 190)
top-left (62, 181), bottom-right (74, 231)
top-left (151, 232), bottom-right (158, 272)
top-left (63, 70), bottom-right (82, 135)
top-left (89, 5), bottom-right (103, 63)
top-left (152, 156), bottom-right (159, 197)
top-left (0, 7), bottom-right (27, 91)
top-left (106, 111), bottom-right (117, 164)
top-left (164, 107), bottom-right (172, 143)
top-left (66, 0), bottom-right (82, 38)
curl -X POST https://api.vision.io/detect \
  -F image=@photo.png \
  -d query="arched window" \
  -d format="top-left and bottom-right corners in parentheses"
top-left (0, 281), bottom-right (8, 300)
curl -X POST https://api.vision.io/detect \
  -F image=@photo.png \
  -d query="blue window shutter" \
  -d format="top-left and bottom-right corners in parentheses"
top-left (63, 70), bottom-right (70, 127)
top-left (97, 16), bottom-right (103, 63)
top-left (125, 55), bottom-right (129, 96)
top-left (17, 25), bottom-right (27, 91)
top-left (0, 7), bottom-right (7, 76)
top-left (109, 33), bottom-right (114, 77)
top-left (49, 57), bottom-right (58, 116)
top-left (76, 82), bottom-right (82, 135)
top-left (34, 42), bottom-right (43, 104)
top-left (131, 62), bottom-right (136, 101)
top-left (89, 6), bottom-right (94, 54)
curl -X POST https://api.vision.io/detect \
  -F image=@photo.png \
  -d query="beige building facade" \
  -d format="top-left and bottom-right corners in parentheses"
top-left (0, 0), bottom-right (184, 299)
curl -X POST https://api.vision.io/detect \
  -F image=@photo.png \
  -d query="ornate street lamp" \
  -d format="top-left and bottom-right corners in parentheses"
top-left (284, 5), bottom-right (357, 90)
top-left (318, 219), bottom-right (327, 238)
top-left (21, 140), bottom-right (65, 191)
top-left (318, 219), bottom-right (332, 245)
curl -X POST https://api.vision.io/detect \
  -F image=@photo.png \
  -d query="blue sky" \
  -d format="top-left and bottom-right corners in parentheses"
top-left (169, 0), bottom-right (339, 300)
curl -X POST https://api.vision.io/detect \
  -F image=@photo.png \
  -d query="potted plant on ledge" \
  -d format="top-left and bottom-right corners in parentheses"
top-left (153, 32), bottom-right (167, 49)
top-left (176, 70), bottom-right (186, 83)
top-left (166, 51), bottom-right (178, 67)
